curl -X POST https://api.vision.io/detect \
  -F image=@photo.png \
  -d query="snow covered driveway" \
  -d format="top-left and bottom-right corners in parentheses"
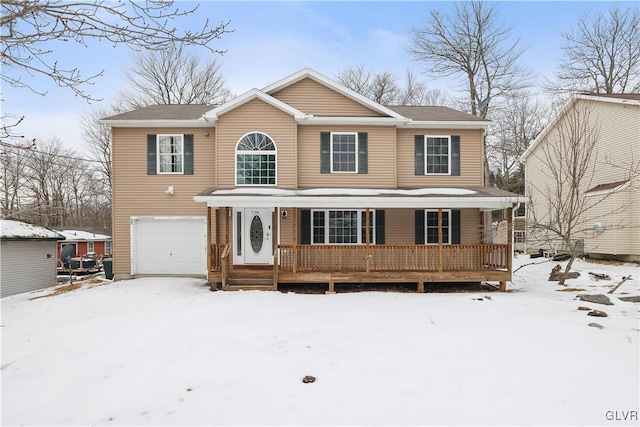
top-left (2, 257), bottom-right (639, 426)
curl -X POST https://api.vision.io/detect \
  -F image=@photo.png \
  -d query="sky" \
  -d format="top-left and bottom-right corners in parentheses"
top-left (1, 1), bottom-right (635, 156)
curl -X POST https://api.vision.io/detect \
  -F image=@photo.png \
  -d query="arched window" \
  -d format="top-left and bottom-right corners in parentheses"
top-left (236, 132), bottom-right (277, 185)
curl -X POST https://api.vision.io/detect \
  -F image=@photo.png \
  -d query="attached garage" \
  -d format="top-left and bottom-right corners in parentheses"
top-left (131, 217), bottom-right (207, 276)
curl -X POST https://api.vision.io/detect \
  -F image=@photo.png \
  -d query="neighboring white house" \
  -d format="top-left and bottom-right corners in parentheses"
top-left (1, 220), bottom-right (64, 298)
top-left (520, 93), bottom-right (640, 262)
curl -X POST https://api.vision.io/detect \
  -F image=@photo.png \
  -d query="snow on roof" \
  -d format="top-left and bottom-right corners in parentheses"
top-left (207, 188), bottom-right (477, 197)
top-left (56, 229), bottom-right (111, 241)
top-left (0, 220), bottom-right (64, 241)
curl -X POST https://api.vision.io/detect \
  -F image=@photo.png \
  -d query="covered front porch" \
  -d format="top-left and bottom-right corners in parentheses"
top-left (194, 187), bottom-right (524, 292)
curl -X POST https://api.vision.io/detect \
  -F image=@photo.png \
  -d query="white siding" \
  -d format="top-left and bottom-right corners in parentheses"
top-left (1, 241), bottom-right (59, 298)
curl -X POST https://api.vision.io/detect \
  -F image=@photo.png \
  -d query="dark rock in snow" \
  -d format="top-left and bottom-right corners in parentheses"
top-left (577, 294), bottom-right (614, 305)
top-left (619, 296), bottom-right (640, 303)
top-left (587, 309), bottom-right (608, 317)
top-left (588, 323), bottom-right (604, 329)
top-left (577, 306), bottom-right (592, 311)
top-left (302, 375), bottom-right (316, 383)
top-left (549, 271), bottom-right (580, 281)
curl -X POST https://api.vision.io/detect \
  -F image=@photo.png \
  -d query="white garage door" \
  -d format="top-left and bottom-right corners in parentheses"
top-left (131, 217), bottom-right (207, 276)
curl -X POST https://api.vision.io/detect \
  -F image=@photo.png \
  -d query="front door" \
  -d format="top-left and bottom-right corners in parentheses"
top-left (243, 208), bottom-right (272, 264)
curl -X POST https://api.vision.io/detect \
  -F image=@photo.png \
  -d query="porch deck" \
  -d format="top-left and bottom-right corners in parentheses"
top-left (208, 243), bottom-right (511, 292)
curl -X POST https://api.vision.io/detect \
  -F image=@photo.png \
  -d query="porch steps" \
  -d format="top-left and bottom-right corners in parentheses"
top-left (225, 269), bottom-right (276, 290)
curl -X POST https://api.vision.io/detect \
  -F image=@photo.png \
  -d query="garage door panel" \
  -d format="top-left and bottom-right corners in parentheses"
top-left (132, 217), bottom-right (206, 275)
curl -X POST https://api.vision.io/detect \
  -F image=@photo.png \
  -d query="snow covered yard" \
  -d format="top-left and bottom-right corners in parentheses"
top-left (1, 257), bottom-right (639, 426)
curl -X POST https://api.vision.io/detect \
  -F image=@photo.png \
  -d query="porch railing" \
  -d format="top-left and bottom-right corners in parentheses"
top-left (212, 243), bottom-right (509, 273)
top-left (278, 244), bottom-right (509, 272)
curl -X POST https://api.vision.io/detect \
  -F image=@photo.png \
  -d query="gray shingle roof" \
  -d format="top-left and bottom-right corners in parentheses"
top-left (102, 105), bottom-right (214, 121)
top-left (385, 105), bottom-right (486, 122)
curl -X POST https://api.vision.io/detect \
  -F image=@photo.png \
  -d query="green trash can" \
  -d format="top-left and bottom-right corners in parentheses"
top-left (103, 258), bottom-right (114, 280)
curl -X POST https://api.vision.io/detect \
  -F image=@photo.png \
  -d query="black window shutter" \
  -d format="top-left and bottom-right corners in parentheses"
top-left (451, 135), bottom-right (460, 176)
top-left (301, 210), bottom-right (311, 244)
top-left (147, 134), bottom-right (157, 175)
top-left (358, 132), bottom-right (368, 174)
top-left (415, 210), bottom-right (425, 244)
top-left (184, 134), bottom-right (194, 175)
top-left (415, 135), bottom-right (425, 175)
top-left (451, 210), bottom-right (461, 244)
top-left (320, 132), bottom-right (330, 173)
top-left (375, 210), bottom-right (385, 244)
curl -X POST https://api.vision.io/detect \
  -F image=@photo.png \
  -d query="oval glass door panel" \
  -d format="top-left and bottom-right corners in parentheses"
top-left (250, 214), bottom-right (264, 254)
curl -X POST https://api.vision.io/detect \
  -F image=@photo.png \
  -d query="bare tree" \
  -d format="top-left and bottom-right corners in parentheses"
top-left (550, 6), bottom-right (640, 94)
top-left (409, 1), bottom-right (530, 120)
top-left (336, 66), bottom-right (447, 106)
top-left (398, 70), bottom-right (448, 106)
top-left (526, 102), bottom-right (639, 284)
top-left (116, 43), bottom-right (233, 109)
top-left (80, 106), bottom-right (115, 199)
top-left (489, 92), bottom-right (547, 193)
top-left (1, 1), bottom-right (232, 101)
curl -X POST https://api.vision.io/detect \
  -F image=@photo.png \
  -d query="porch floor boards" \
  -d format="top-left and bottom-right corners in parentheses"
top-left (208, 268), bottom-right (510, 291)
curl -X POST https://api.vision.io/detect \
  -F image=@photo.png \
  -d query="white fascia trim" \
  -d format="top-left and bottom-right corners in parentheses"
top-left (575, 93), bottom-right (640, 107)
top-left (262, 68), bottom-right (406, 120)
top-left (203, 89), bottom-right (306, 123)
top-left (193, 194), bottom-right (525, 210)
top-left (297, 116), bottom-right (409, 126)
top-left (98, 119), bottom-right (210, 128)
top-left (398, 120), bottom-right (493, 130)
top-left (585, 181), bottom-right (630, 197)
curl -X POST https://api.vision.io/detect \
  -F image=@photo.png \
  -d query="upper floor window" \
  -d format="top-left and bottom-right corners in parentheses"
top-left (426, 136), bottom-right (450, 174)
top-left (146, 134), bottom-right (193, 175)
top-left (320, 132), bottom-right (368, 174)
top-left (331, 132), bottom-right (358, 172)
top-left (236, 132), bottom-right (277, 185)
top-left (415, 135), bottom-right (460, 176)
top-left (158, 135), bottom-right (184, 174)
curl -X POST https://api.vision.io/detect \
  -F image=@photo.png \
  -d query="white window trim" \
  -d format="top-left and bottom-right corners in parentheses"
top-left (157, 134), bottom-right (184, 175)
top-left (87, 241), bottom-right (94, 253)
top-left (235, 131), bottom-right (278, 186)
top-left (425, 209), bottom-right (452, 245)
top-left (311, 209), bottom-right (375, 245)
top-left (424, 135), bottom-right (451, 176)
top-left (105, 241), bottom-right (112, 255)
top-left (330, 132), bottom-right (358, 173)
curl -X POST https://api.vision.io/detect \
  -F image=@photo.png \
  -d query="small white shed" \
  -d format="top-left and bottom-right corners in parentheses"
top-left (1, 220), bottom-right (64, 298)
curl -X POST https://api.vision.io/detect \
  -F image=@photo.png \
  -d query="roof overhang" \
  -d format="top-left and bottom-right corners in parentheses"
top-left (194, 188), bottom-right (526, 210)
top-left (98, 119), bottom-right (211, 128)
top-left (398, 120), bottom-right (493, 130)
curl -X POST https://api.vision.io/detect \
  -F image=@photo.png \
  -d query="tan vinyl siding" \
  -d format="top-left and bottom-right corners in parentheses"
top-left (397, 128), bottom-right (485, 187)
top-left (385, 208), bottom-right (481, 245)
top-left (111, 127), bottom-right (215, 278)
top-left (216, 98), bottom-right (296, 189)
top-left (585, 186), bottom-right (640, 257)
top-left (271, 78), bottom-right (383, 117)
top-left (297, 125), bottom-right (396, 188)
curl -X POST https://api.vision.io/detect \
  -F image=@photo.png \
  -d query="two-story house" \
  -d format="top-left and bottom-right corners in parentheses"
top-left (101, 68), bottom-right (524, 292)
top-left (521, 93), bottom-right (640, 262)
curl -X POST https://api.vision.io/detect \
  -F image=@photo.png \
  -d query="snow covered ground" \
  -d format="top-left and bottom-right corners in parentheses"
top-left (2, 256), bottom-right (639, 426)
